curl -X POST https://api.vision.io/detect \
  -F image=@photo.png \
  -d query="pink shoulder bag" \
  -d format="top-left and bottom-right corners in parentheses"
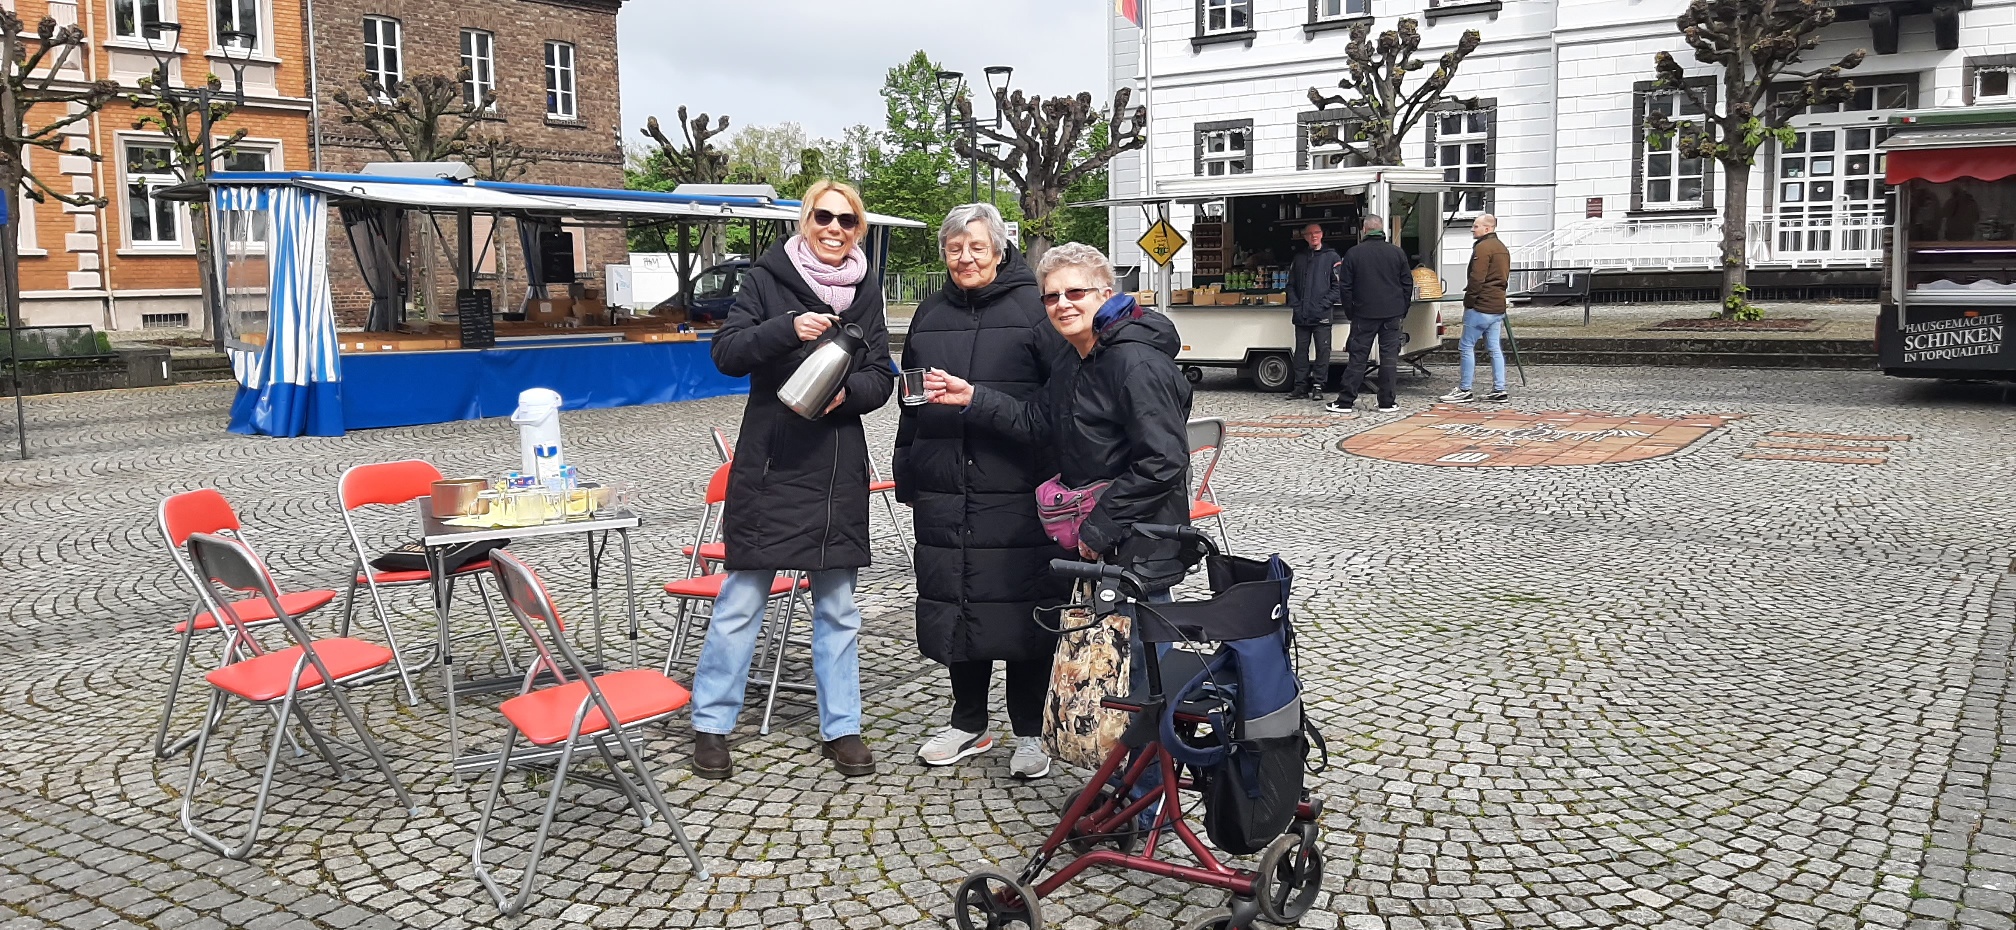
top-left (1035, 475), bottom-right (1112, 551)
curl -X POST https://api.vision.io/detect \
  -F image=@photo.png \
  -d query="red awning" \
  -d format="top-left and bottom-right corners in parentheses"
top-left (1887, 146), bottom-right (2016, 184)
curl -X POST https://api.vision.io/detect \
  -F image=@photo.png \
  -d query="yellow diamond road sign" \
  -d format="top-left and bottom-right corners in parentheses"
top-left (1137, 220), bottom-right (1186, 267)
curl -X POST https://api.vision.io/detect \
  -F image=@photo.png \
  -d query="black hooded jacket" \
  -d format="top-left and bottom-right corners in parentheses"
top-left (710, 240), bottom-right (894, 571)
top-left (894, 250), bottom-right (1072, 664)
top-left (965, 302), bottom-right (1194, 591)
top-left (1287, 245), bottom-right (1342, 326)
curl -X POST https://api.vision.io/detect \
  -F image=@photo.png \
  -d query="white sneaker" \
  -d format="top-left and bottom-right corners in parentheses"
top-left (1009, 737), bottom-right (1050, 779)
top-left (1439, 388), bottom-right (1475, 403)
top-left (917, 727), bottom-right (993, 766)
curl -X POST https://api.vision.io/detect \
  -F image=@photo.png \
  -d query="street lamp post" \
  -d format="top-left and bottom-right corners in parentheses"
top-left (140, 23), bottom-right (254, 348)
top-left (931, 65), bottom-right (1014, 205)
top-left (980, 142), bottom-right (999, 205)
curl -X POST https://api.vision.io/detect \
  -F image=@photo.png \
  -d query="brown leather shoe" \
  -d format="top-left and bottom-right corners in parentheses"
top-left (821, 734), bottom-right (876, 777)
top-left (692, 731), bottom-right (731, 779)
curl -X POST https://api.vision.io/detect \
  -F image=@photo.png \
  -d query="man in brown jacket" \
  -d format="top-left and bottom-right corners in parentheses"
top-left (1441, 214), bottom-right (1511, 403)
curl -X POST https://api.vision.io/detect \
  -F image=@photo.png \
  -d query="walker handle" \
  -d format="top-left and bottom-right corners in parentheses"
top-left (1048, 559), bottom-right (1124, 582)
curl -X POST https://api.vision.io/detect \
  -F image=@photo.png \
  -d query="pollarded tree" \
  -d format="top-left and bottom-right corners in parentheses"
top-left (0, 12), bottom-right (119, 328)
top-left (955, 87), bottom-right (1146, 263)
top-left (1645, 0), bottom-right (1863, 318)
top-left (127, 74), bottom-right (248, 341)
top-left (1307, 17), bottom-right (1482, 167)
top-left (641, 107), bottom-right (732, 296)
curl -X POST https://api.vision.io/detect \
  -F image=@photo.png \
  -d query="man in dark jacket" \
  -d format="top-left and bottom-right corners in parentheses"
top-left (895, 204), bottom-right (1069, 778)
top-left (690, 185), bottom-right (894, 780)
top-left (1325, 215), bottom-right (1416, 418)
top-left (1441, 213), bottom-right (1513, 404)
top-left (1285, 222), bottom-right (1341, 401)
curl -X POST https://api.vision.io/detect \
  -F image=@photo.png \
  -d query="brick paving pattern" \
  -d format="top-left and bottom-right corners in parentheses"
top-left (0, 365), bottom-right (2011, 929)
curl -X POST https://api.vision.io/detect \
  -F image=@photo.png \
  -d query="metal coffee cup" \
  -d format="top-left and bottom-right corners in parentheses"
top-left (430, 478), bottom-right (488, 518)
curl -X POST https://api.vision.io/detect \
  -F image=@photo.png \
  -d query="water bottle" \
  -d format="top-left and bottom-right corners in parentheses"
top-left (534, 444), bottom-right (563, 490)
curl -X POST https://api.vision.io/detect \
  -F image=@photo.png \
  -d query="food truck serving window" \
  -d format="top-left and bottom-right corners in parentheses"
top-left (1901, 175), bottom-right (2016, 296)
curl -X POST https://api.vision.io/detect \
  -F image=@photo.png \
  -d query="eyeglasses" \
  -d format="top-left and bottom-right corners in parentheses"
top-left (943, 245), bottom-right (994, 260)
top-left (812, 209), bottom-right (861, 231)
top-left (1039, 287), bottom-right (1103, 307)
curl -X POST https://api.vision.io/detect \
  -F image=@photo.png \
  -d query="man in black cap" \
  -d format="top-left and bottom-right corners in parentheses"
top-left (1326, 215), bottom-right (1414, 418)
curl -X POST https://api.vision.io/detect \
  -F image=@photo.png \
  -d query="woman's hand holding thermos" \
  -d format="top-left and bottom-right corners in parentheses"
top-left (794, 312), bottom-right (841, 342)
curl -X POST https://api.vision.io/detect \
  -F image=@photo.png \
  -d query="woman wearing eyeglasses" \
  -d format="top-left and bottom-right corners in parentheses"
top-left (692, 179), bottom-right (894, 779)
top-left (923, 241), bottom-right (1193, 604)
top-left (895, 203), bottom-right (1071, 778)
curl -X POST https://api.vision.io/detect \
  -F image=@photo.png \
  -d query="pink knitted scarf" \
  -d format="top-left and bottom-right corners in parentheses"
top-left (785, 235), bottom-right (867, 314)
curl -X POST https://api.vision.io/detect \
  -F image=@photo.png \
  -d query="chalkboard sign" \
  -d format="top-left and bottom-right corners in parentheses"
top-left (457, 288), bottom-right (495, 349)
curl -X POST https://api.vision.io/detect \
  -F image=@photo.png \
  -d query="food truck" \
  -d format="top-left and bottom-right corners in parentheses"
top-left (1088, 167), bottom-right (1455, 391)
top-left (1878, 106), bottom-right (2016, 381)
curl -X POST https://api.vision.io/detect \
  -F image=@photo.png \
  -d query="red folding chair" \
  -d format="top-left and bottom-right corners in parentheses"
top-left (677, 458), bottom-right (731, 575)
top-left (473, 549), bottom-right (708, 915)
top-left (179, 532), bottom-right (416, 861)
top-left (337, 460), bottom-right (512, 703)
top-left (867, 454), bottom-right (913, 570)
top-left (155, 489), bottom-right (340, 759)
top-left (1187, 417), bottom-right (1233, 555)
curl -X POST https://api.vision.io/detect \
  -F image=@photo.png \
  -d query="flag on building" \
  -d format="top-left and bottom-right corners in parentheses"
top-left (1116, 0), bottom-right (1141, 26)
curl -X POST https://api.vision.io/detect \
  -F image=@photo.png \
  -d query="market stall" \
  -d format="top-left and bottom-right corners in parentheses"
top-left (1088, 167), bottom-right (1457, 391)
top-left (206, 169), bottom-right (924, 436)
top-left (1879, 107), bottom-right (2016, 381)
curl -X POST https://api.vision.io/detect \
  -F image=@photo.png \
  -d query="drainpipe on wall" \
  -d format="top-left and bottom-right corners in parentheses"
top-left (305, 0), bottom-right (323, 169)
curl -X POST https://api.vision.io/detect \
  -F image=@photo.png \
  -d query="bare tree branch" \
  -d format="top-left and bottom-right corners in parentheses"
top-left (953, 86), bottom-right (1145, 258)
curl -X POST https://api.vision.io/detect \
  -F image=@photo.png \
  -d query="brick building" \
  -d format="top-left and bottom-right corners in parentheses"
top-left (307, 0), bottom-right (628, 326)
top-left (15, 0), bottom-right (314, 331)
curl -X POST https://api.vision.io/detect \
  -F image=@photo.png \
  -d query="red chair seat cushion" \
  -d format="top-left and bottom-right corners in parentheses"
top-left (1191, 500), bottom-right (1224, 520)
top-left (679, 542), bottom-right (728, 562)
top-left (358, 560), bottom-right (493, 585)
top-left (663, 574), bottom-right (804, 599)
top-left (204, 638), bottom-right (396, 702)
top-left (178, 589), bottom-right (338, 634)
top-left (500, 669), bottom-right (692, 746)
top-left (869, 480), bottom-right (897, 493)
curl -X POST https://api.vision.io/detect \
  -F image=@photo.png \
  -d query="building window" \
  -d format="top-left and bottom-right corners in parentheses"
top-left (1199, 0), bottom-right (1252, 34)
top-left (1979, 66), bottom-right (2014, 102)
top-left (545, 41), bottom-right (577, 120)
top-left (114, 0), bottom-right (167, 41)
top-left (15, 150), bottom-right (35, 255)
top-left (1429, 106), bottom-right (1494, 216)
top-left (1195, 121), bottom-right (1252, 176)
top-left (1784, 80), bottom-right (1911, 115)
top-left (1311, 0), bottom-right (1368, 20)
top-left (1634, 84), bottom-right (1713, 212)
top-left (214, 0), bottom-right (259, 51)
top-left (461, 30), bottom-right (496, 111)
top-left (1302, 116), bottom-right (1363, 170)
top-left (363, 16), bottom-right (402, 92)
top-left (124, 142), bottom-right (182, 247)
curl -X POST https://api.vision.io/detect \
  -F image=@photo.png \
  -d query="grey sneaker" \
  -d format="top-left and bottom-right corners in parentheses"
top-left (1483, 389), bottom-right (1510, 402)
top-left (1009, 737), bottom-right (1050, 779)
top-left (1439, 388), bottom-right (1475, 403)
top-left (917, 727), bottom-right (993, 766)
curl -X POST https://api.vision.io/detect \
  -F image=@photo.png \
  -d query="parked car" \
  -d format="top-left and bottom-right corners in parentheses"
top-left (683, 260), bottom-right (751, 324)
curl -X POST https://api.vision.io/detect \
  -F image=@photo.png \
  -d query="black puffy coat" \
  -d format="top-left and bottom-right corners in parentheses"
top-left (1286, 245), bottom-right (1342, 326)
top-left (711, 241), bottom-right (894, 571)
top-left (966, 302), bottom-right (1194, 591)
top-left (894, 252), bottom-right (1072, 664)
top-left (1338, 234), bottom-right (1415, 321)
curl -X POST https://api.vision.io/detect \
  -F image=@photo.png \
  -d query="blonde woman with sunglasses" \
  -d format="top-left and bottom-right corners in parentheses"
top-left (693, 180), bottom-right (894, 780)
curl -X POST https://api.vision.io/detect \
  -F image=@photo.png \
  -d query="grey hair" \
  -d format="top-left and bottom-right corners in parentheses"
top-left (1362, 215), bottom-right (1385, 234)
top-left (938, 202), bottom-right (1010, 254)
top-left (1035, 242), bottom-right (1117, 288)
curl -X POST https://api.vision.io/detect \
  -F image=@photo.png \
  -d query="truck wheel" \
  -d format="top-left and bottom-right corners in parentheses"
top-left (1249, 354), bottom-right (1293, 392)
top-left (1183, 366), bottom-right (1204, 384)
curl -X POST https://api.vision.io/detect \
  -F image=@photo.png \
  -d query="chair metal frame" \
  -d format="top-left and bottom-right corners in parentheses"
top-left (154, 489), bottom-right (339, 759)
top-left (335, 460), bottom-right (512, 703)
top-left (180, 532), bottom-right (416, 861)
top-left (1186, 417), bottom-right (1233, 555)
top-left (866, 454), bottom-right (914, 570)
top-left (472, 549), bottom-right (708, 916)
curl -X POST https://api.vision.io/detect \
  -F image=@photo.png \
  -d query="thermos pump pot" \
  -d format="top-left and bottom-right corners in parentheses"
top-left (778, 321), bottom-right (866, 419)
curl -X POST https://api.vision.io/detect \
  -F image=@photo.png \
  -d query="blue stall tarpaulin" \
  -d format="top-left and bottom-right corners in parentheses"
top-left (337, 339), bottom-right (746, 430)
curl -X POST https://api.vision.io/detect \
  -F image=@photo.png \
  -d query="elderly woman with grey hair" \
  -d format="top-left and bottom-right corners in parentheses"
top-left (894, 203), bottom-right (1070, 777)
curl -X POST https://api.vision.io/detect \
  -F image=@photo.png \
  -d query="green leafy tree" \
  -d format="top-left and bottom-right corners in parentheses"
top-left (1646, 0), bottom-right (1863, 318)
top-left (861, 51), bottom-right (965, 273)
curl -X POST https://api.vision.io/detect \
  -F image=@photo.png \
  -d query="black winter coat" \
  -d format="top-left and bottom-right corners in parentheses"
top-left (1286, 246), bottom-right (1342, 326)
top-left (966, 303), bottom-right (1194, 592)
top-left (1339, 234), bottom-right (1415, 320)
top-left (894, 252), bottom-right (1072, 664)
top-left (711, 241), bottom-right (894, 571)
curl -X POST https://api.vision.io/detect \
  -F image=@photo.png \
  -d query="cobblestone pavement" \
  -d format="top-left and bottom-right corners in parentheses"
top-left (0, 364), bottom-right (2012, 930)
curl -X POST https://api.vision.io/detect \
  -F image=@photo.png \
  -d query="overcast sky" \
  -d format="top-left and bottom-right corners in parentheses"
top-left (615, 1), bottom-right (1110, 150)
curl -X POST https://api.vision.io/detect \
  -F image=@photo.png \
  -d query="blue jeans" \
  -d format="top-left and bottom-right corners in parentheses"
top-left (1458, 309), bottom-right (1506, 392)
top-left (690, 569), bottom-right (863, 741)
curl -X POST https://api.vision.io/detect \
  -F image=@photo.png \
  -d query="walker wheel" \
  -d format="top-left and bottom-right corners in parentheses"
top-left (954, 869), bottom-right (1043, 930)
top-left (1177, 909), bottom-right (1245, 930)
top-left (1061, 787), bottom-right (1141, 855)
top-left (1254, 830), bottom-right (1325, 923)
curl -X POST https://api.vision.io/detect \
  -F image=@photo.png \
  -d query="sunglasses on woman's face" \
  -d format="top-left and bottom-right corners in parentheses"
top-left (1040, 287), bottom-right (1103, 307)
top-left (812, 209), bottom-right (861, 231)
